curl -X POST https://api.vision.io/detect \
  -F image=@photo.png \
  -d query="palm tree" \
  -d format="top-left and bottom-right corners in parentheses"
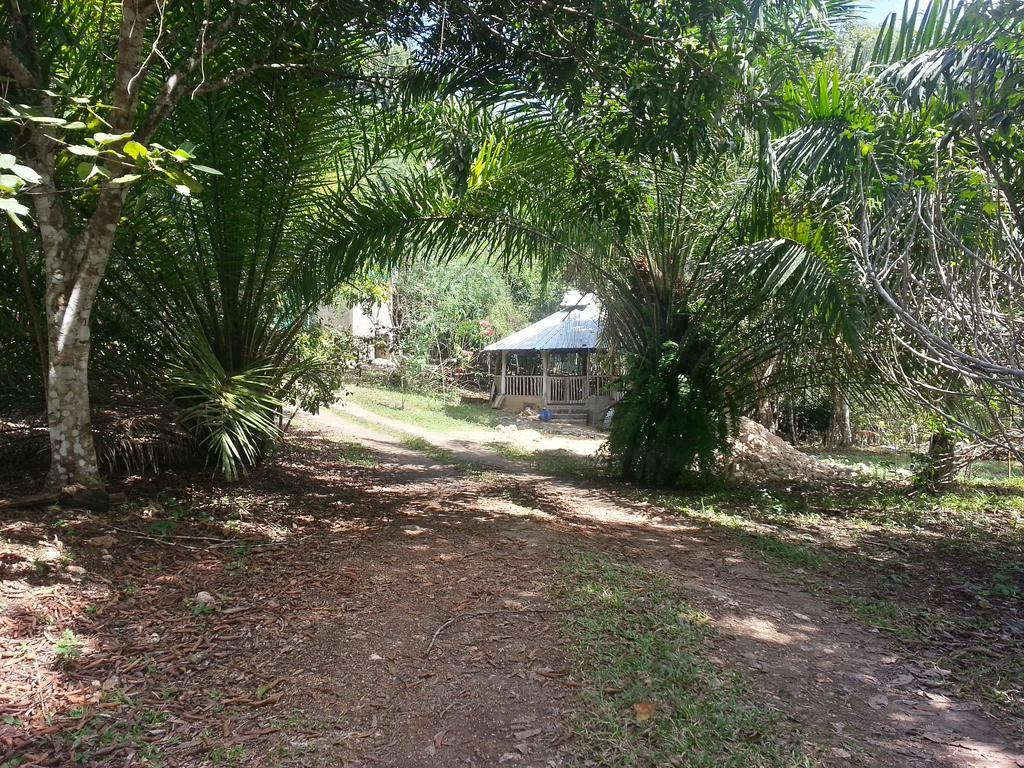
top-left (0, 0), bottom-right (408, 492)
top-left (103, 76), bottom-right (459, 478)
top-left (772, 0), bottom-right (1024, 472)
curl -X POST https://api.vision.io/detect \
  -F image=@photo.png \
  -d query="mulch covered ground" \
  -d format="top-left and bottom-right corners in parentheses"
top-left (2, 416), bottom-right (1023, 768)
top-left (1, 432), bottom-right (568, 767)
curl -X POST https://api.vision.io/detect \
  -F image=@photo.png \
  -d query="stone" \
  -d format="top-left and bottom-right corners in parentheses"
top-left (1002, 619), bottom-right (1024, 638)
top-left (85, 534), bottom-right (118, 548)
top-left (194, 591), bottom-right (217, 608)
top-left (37, 546), bottom-right (63, 562)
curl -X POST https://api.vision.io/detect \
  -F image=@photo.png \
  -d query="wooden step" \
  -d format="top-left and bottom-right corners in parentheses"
top-left (546, 411), bottom-right (589, 424)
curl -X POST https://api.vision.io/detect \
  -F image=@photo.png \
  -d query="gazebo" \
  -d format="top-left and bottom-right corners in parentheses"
top-left (481, 291), bottom-right (619, 423)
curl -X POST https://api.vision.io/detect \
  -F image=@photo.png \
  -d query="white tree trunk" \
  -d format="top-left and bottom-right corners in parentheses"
top-left (41, 241), bottom-right (104, 489)
top-left (36, 177), bottom-right (123, 490)
top-left (45, 328), bottom-right (100, 488)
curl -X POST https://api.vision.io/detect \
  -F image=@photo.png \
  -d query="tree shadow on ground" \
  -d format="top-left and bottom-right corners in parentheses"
top-left (1, 430), bottom-right (484, 765)
top-left (2, 428), bottom-right (1021, 766)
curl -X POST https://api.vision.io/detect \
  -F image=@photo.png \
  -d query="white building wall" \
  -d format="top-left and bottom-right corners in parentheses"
top-left (317, 300), bottom-right (393, 339)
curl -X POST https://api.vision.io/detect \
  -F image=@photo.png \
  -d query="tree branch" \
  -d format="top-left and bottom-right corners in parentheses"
top-left (0, 41), bottom-right (35, 89)
top-left (193, 61), bottom-right (386, 95)
top-left (134, 3), bottom-right (249, 143)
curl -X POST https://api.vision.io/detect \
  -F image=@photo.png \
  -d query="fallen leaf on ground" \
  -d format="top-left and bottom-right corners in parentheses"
top-left (633, 701), bottom-right (656, 721)
top-left (85, 535), bottom-right (117, 548)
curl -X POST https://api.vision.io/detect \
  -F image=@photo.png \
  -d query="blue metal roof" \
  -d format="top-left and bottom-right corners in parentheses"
top-left (482, 293), bottom-right (602, 352)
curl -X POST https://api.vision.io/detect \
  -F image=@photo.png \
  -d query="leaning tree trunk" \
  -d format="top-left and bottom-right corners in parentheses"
top-left (754, 360), bottom-right (776, 430)
top-left (755, 398), bottom-right (776, 431)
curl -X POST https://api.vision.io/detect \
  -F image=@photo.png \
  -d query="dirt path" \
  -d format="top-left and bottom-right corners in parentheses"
top-left (318, 407), bottom-right (1024, 768)
top-left (4, 411), bottom-right (1022, 767)
top-left (2, 425), bottom-right (572, 768)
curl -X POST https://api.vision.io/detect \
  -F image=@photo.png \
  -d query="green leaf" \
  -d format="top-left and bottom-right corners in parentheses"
top-left (0, 196), bottom-right (30, 216)
top-left (123, 141), bottom-right (149, 160)
top-left (12, 164), bottom-right (41, 184)
top-left (77, 162), bottom-right (100, 181)
top-left (190, 164), bottom-right (222, 176)
top-left (0, 174), bottom-right (24, 192)
top-left (5, 209), bottom-right (28, 231)
top-left (0, 154), bottom-right (14, 170)
top-left (111, 173), bottom-right (143, 185)
top-left (26, 115), bottom-right (67, 125)
top-left (162, 167), bottom-right (203, 195)
top-left (67, 145), bottom-right (100, 157)
top-left (63, 121), bottom-right (88, 130)
top-left (93, 131), bottom-right (132, 145)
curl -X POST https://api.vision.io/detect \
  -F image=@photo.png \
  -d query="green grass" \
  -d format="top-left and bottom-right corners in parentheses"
top-left (556, 550), bottom-right (818, 768)
top-left (838, 596), bottom-right (916, 638)
top-left (343, 382), bottom-right (505, 434)
top-left (208, 745), bottom-right (244, 765)
top-left (647, 494), bottom-right (828, 571)
top-left (39, 695), bottom-right (170, 766)
top-left (333, 440), bottom-right (380, 467)
top-left (398, 435), bottom-right (465, 466)
top-left (807, 448), bottom-right (918, 479)
top-left (53, 629), bottom-right (84, 663)
top-left (645, 485), bottom-right (1024, 715)
top-left (328, 400), bottom-right (470, 469)
top-left (489, 442), bottom-right (608, 480)
top-left (810, 448), bottom-right (1024, 488)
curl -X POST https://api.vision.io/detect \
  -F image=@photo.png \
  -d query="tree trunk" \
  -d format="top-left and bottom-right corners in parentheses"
top-left (754, 360), bottom-right (776, 430)
top-left (45, 339), bottom-right (100, 489)
top-left (918, 428), bottom-right (959, 488)
top-left (830, 389), bottom-right (853, 448)
top-left (36, 179), bottom-right (124, 490)
top-left (755, 398), bottom-right (775, 431)
top-left (42, 248), bottom-right (104, 490)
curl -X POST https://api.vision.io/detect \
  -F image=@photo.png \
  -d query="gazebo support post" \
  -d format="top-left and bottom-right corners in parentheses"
top-left (500, 351), bottom-right (508, 397)
top-left (542, 351), bottom-right (550, 406)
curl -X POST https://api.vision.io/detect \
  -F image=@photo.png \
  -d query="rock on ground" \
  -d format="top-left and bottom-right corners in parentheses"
top-left (725, 418), bottom-right (848, 483)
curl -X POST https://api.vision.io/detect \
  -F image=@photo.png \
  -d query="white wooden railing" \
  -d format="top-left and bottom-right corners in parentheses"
top-left (502, 374), bottom-right (620, 403)
top-left (588, 375), bottom-right (614, 396)
top-left (504, 374), bottom-right (544, 397)
top-left (550, 376), bottom-right (586, 403)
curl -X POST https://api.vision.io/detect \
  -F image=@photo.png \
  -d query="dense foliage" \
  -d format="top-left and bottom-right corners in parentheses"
top-left (387, 258), bottom-right (564, 391)
top-left (1, 0), bottom-right (1022, 487)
